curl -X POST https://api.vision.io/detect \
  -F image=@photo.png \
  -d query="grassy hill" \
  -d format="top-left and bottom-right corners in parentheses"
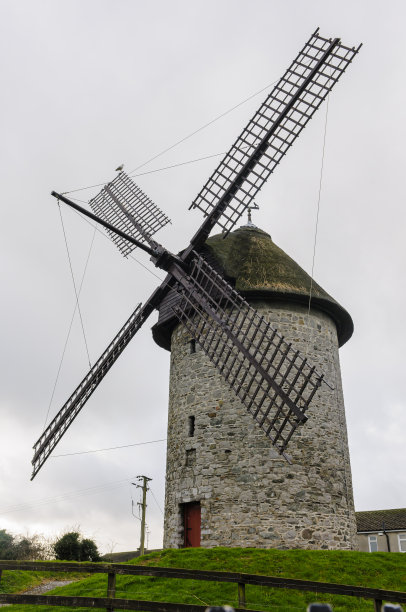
top-left (3, 547), bottom-right (406, 611)
top-left (0, 564), bottom-right (86, 598)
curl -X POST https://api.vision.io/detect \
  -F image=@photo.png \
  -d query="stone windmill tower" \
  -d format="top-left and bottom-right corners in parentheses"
top-left (31, 30), bottom-right (361, 553)
top-left (153, 224), bottom-right (357, 550)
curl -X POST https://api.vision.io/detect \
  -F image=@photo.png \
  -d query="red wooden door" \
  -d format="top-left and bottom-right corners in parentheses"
top-left (184, 502), bottom-right (201, 547)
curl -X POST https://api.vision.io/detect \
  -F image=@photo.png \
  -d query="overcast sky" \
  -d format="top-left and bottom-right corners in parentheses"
top-left (0, 0), bottom-right (405, 554)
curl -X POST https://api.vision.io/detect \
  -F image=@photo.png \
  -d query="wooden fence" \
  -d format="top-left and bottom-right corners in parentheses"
top-left (0, 560), bottom-right (405, 612)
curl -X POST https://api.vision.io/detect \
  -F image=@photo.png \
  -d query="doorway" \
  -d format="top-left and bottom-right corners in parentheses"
top-left (183, 501), bottom-right (201, 547)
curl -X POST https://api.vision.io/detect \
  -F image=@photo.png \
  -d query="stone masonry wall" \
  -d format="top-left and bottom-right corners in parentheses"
top-left (163, 300), bottom-right (358, 550)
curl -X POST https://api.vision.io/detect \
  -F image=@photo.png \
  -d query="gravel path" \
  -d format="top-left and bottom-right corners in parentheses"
top-left (21, 579), bottom-right (75, 594)
top-left (0, 580), bottom-right (75, 607)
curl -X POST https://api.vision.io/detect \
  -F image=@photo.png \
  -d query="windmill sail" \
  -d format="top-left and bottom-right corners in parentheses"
top-left (31, 293), bottom-right (161, 479)
top-left (189, 29), bottom-right (361, 240)
top-left (172, 254), bottom-right (323, 455)
top-left (89, 172), bottom-right (171, 257)
top-left (34, 29), bottom-right (361, 479)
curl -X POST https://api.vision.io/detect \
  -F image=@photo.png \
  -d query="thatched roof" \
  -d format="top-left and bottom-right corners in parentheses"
top-left (152, 225), bottom-right (353, 350)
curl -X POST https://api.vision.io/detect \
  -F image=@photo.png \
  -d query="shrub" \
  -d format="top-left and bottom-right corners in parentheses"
top-left (0, 529), bottom-right (51, 560)
top-left (53, 531), bottom-right (101, 562)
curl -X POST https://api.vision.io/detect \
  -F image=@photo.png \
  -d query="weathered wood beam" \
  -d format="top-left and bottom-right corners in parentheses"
top-left (0, 561), bottom-right (405, 607)
top-left (0, 594), bottom-right (256, 612)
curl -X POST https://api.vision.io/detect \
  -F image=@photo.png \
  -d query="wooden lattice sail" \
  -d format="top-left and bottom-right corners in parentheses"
top-left (32, 28), bottom-right (361, 480)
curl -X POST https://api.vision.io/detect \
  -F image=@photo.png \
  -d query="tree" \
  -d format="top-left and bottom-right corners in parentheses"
top-left (14, 534), bottom-right (51, 560)
top-left (80, 538), bottom-right (101, 562)
top-left (0, 530), bottom-right (50, 560)
top-left (53, 531), bottom-right (100, 562)
top-left (0, 529), bottom-right (15, 559)
top-left (53, 532), bottom-right (81, 561)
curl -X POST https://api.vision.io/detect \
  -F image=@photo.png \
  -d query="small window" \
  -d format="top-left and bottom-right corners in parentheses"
top-left (368, 534), bottom-right (378, 552)
top-left (190, 339), bottom-right (196, 354)
top-left (188, 416), bottom-right (195, 437)
top-left (186, 448), bottom-right (196, 467)
top-left (398, 533), bottom-right (406, 553)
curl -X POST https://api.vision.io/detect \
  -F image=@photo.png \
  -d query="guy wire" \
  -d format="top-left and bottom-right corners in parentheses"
top-left (42, 220), bottom-right (96, 431)
top-left (127, 79), bottom-right (277, 175)
top-left (307, 93), bottom-right (330, 320)
top-left (61, 78), bottom-right (278, 196)
top-left (57, 204), bottom-right (92, 367)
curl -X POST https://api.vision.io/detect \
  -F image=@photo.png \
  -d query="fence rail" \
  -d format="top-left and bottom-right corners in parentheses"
top-left (0, 560), bottom-right (405, 612)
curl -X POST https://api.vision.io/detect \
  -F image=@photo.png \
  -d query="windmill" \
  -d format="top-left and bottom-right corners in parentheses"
top-left (32, 29), bottom-right (361, 547)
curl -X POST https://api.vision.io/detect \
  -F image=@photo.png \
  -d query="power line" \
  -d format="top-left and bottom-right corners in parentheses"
top-left (52, 438), bottom-right (167, 457)
top-left (149, 487), bottom-right (164, 516)
top-left (0, 476), bottom-right (137, 515)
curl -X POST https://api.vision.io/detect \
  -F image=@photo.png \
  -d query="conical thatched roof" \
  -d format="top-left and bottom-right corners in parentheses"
top-left (152, 225), bottom-right (353, 350)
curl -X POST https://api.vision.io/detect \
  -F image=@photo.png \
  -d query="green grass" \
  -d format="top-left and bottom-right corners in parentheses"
top-left (0, 562), bottom-right (86, 596)
top-left (0, 569), bottom-right (50, 595)
top-left (3, 548), bottom-right (406, 612)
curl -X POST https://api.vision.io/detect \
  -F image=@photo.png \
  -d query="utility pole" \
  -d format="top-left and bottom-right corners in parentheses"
top-left (132, 475), bottom-right (152, 556)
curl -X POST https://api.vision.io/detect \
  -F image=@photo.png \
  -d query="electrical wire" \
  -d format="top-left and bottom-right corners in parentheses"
top-left (0, 476), bottom-right (138, 515)
top-left (149, 487), bottom-right (164, 516)
top-left (52, 438), bottom-right (167, 457)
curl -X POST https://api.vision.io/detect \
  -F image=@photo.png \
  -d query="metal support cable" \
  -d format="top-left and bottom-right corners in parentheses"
top-left (68, 204), bottom-right (165, 282)
top-left (128, 151), bottom-right (225, 179)
top-left (61, 79), bottom-right (278, 196)
top-left (42, 222), bottom-right (96, 430)
top-left (42, 210), bottom-right (96, 431)
top-left (127, 80), bottom-right (278, 176)
top-left (58, 203), bottom-right (92, 368)
top-left (307, 93), bottom-right (330, 318)
top-left (300, 88), bottom-right (351, 517)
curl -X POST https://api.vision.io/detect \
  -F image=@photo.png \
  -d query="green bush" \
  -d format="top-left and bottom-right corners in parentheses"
top-left (53, 531), bottom-right (100, 562)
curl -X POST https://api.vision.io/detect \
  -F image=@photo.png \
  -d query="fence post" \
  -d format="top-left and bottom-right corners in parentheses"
top-left (237, 582), bottom-right (246, 609)
top-left (373, 599), bottom-right (382, 612)
top-left (107, 571), bottom-right (116, 612)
